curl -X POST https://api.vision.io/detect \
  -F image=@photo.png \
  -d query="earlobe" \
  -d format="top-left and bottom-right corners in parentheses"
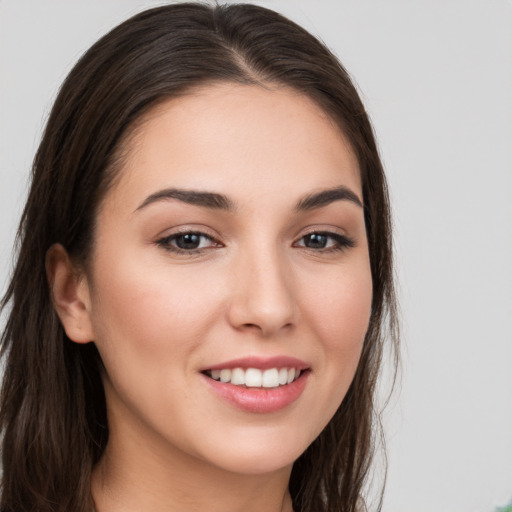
top-left (46, 243), bottom-right (95, 344)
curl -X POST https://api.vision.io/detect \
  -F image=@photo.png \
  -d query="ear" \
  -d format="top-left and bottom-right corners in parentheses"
top-left (46, 243), bottom-right (95, 344)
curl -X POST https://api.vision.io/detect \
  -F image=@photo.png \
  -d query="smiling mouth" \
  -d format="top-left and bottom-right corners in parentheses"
top-left (203, 367), bottom-right (303, 388)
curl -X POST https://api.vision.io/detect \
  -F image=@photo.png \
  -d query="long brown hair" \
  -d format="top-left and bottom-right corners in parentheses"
top-left (0, 3), bottom-right (398, 512)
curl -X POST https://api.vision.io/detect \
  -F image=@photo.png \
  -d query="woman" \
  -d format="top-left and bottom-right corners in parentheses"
top-left (0, 3), bottom-right (398, 512)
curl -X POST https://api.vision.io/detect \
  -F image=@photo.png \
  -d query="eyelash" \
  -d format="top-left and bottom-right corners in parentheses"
top-left (156, 230), bottom-right (355, 255)
top-left (293, 231), bottom-right (355, 253)
top-left (156, 231), bottom-right (220, 255)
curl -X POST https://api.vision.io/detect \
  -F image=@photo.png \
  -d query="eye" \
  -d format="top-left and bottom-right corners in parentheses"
top-left (156, 231), bottom-right (220, 254)
top-left (295, 232), bottom-right (355, 252)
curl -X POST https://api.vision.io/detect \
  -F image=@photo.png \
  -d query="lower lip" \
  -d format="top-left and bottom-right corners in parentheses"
top-left (202, 372), bottom-right (309, 413)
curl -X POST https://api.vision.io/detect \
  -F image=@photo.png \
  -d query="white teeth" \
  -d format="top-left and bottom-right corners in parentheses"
top-left (278, 368), bottom-right (288, 385)
top-left (245, 368), bottom-right (262, 387)
top-left (219, 369), bottom-right (231, 383)
top-left (208, 367), bottom-right (303, 387)
top-left (231, 367), bottom-right (245, 385)
top-left (262, 368), bottom-right (279, 388)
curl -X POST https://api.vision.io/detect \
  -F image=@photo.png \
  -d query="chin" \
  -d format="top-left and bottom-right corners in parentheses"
top-left (207, 450), bottom-right (297, 476)
top-left (190, 426), bottom-right (313, 476)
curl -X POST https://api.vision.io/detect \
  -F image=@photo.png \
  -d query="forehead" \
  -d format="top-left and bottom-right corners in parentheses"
top-left (105, 83), bottom-right (362, 211)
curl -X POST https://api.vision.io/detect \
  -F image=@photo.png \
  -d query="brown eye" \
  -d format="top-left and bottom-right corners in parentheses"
top-left (157, 231), bottom-right (220, 254)
top-left (303, 233), bottom-right (329, 249)
top-left (295, 232), bottom-right (355, 252)
top-left (174, 233), bottom-right (202, 250)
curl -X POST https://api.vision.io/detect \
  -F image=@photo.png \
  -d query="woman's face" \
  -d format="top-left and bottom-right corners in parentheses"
top-left (84, 83), bottom-right (372, 475)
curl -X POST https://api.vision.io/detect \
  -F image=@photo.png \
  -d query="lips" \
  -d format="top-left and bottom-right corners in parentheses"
top-left (201, 356), bottom-right (310, 413)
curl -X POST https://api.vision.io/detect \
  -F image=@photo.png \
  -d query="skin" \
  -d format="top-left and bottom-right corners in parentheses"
top-left (48, 83), bottom-right (373, 512)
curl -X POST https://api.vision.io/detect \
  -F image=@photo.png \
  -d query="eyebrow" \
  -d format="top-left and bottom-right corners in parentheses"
top-left (134, 188), bottom-right (235, 212)
top-left (134, 184), bottom-right (363, 213)
top-left (295, 186), bottom-right (363, 211)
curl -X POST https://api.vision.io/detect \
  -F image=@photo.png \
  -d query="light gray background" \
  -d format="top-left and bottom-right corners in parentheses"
top-left (1, 1), bottom-right (511, 511)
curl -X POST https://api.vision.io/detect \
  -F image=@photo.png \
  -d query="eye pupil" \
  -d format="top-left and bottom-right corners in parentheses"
top-left (305, 233), bottom-right (327, 248)
top-left (176, 233), bottom-right (201, 249)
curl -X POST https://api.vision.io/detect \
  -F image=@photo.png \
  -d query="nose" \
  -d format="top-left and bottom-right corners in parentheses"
top-left (226, 246), bottom-right (298, 337)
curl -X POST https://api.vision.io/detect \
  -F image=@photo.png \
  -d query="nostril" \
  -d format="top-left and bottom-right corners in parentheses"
top-left (241, 322), bottom-right (261, 330)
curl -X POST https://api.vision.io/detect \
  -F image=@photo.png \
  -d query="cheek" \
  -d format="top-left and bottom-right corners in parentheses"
top-left (299, 257), bottom-right (372, 416)
top-left (86, 252), bottom-right (231, 436)
top-left (305, 261), bottom-right (372, 351)
top-left (87, 251), bottom-right (225, 374)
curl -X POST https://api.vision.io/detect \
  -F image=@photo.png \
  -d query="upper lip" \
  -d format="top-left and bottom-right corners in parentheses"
top-left (203, 356), bottom-right (310, 372)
